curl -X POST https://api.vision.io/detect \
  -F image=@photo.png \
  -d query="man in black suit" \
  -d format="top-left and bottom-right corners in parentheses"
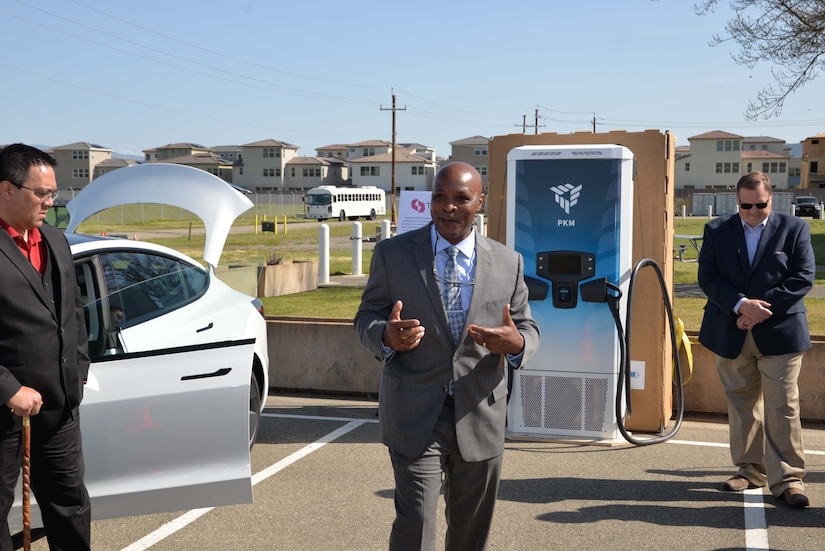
top-left (698, 171), bottom-right (815, 508)
top-left (0, 144), bottom-right (91, 549)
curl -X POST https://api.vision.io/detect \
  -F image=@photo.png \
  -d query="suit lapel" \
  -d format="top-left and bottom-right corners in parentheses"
top-left (466, 235), bottom-right (492, 325)
top-left (728, 216), bottom-right (751, 273)
top-left (0, 229), bottom-right (53, 311)
top-left (750, 214), bottom-right (779, 271)
top-left (411, 225), bottom-right (451, 333)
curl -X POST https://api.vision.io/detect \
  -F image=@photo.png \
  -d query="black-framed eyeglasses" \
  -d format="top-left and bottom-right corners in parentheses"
top-left (739, 202), bottom-right (768, 210)
top-left (15, 183), bottom-right (59, 202)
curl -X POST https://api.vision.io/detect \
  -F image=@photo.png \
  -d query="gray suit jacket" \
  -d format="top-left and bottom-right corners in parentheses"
top-left (355, 224), bottom-right (539, 462)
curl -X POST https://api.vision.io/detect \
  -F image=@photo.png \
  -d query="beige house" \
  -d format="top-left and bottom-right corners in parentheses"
top-left (802, 133), bottom-right (825, 189)
top-left (315, 144), bottom-right (350, 159)
top-left (93, 158), bottom-right (141, 180)
top-left (49, 142), bottom-right (113, 191)
top-left (163, 152), bottom-right (234, 182)
top-left (347, 140), bottom-right (392, 160)
top-left (449, 135), bottom-right (490, 189)
top-left (232, 139), bottom-right (299, 191)
top-left (284, 156), bottom-right (347, 189)
top-left (349, 144), bottom-right (437, 192)
top-left (674, 130), bottom-right (794, 190)
top-left (143, 143), bottom-right (212, 162)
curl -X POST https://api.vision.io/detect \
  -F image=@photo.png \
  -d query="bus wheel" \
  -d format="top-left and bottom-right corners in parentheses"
top-left (338, 210), bottom-right (346, 221)
top-left (368, 209), bottom-right (376, 220)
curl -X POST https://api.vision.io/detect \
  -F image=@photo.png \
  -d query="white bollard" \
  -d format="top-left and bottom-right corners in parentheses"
top-left (318, 224), bottom-right (330, 284)
top-left (681, 205), bottom-right (686, 219)
top-left (352, 222), bottom-right (363, 276)
top-left (475, 214), bottom-right (486, 236)
top-left (708, 204), bottom-right (713, 219)
top-left (381, 219), bottom-right (391, 241)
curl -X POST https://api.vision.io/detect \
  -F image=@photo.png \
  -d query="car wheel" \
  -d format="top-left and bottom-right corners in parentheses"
top-left (338, 210), bottom-right (346, 222)
top-left (249, 372), bottom-right (262, 449)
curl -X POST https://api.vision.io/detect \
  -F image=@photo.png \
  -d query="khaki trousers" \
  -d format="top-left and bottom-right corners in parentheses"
top-left (715, 330), bottom-right (806, 496)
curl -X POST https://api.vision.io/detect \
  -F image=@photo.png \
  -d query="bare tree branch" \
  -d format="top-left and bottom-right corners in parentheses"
top-left (695, 0), bottom-right (825, 119)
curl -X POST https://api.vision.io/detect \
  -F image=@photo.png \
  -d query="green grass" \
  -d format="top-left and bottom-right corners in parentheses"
top-left (260, 287), bottom-right (365, 318)
top-left (74, 213), bottom-right (825, 333)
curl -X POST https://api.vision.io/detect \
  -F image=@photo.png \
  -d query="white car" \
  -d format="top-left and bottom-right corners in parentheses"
top-left (10, 163), bottom-right (269, 528)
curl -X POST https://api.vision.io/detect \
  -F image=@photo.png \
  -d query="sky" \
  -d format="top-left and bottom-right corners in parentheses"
top-left (1, 0), bottom-right (824, 159)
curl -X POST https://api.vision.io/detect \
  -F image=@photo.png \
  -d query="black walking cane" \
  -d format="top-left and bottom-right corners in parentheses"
top-left (22, 415), bottom-right (31, 551)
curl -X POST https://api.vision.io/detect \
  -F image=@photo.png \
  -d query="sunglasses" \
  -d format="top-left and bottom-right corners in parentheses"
top-left (739, 202), bottom-right (768, 210)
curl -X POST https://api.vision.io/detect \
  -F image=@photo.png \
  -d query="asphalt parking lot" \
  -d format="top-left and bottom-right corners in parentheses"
top-left (16, 392), bottom-right (825, 550)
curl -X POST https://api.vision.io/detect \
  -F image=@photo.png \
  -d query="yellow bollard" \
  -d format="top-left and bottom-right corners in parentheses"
top-left (284, 215), bottom-right (288, 234)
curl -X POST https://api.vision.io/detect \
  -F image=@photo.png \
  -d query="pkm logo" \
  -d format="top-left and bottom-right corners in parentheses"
top-left (550, 183), bottom-right (582, 215)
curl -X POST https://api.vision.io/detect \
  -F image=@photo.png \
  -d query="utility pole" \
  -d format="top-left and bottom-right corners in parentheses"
top-left (592, 113), bottom-right (597, 133)
top-left (380, 89), bottom-right (406, 226)
top-left (516, 107), bottom-right (545, 134)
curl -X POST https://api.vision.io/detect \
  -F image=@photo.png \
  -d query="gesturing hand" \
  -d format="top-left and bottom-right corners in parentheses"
top-left (467, 304), bottom-right (525, 355)
top-left (382, 300), bottom-right (425, 351)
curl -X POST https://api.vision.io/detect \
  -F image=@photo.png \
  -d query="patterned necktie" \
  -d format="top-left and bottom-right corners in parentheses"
top-left (442, 246), bottom-right (465, 343)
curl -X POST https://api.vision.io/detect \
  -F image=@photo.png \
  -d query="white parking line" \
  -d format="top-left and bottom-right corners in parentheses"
top-left (121, 417), bottom-right (370, 551)
top-left (667, 438), bottom-right (825, 551)
top-left (120, 417), bottom-right (817, 551)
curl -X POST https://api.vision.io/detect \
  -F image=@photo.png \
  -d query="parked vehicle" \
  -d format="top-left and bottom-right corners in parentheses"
top-left (303, 185), bottom-right (386, 221)
top-left (10, 163), bottom-right (269, 528)
top-left (793, 196), bottom-right (822, 219)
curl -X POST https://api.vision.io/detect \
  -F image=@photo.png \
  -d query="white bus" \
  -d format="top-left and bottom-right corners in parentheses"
top-left (303, 185), bottom-right (386, 221)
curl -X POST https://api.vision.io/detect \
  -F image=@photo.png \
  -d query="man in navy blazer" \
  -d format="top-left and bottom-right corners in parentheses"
top-left (698, 171), bottom-right (814, 508)
top-left (355, 162), bottom-right (539, 550)
top-left (0, 144), bottom-right (91, 549)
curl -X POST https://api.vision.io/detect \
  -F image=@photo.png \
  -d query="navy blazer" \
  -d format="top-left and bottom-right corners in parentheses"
top-left (697, 212), bottom-right (815, 359)
top-left (0, 223), bottom-right (90, 432)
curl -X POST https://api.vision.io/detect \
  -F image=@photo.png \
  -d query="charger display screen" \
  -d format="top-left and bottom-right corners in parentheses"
top-left (548, 253), bottom-right (582, 276)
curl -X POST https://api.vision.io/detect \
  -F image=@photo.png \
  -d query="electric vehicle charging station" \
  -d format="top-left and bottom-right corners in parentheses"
top-left (505, 144), bottom-right (635, 443)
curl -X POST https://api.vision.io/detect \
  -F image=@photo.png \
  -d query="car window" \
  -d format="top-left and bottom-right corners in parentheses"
top-left (75, 260), bottom-right (116, 358)
top-left (99, 251), bottom-right (208, 328)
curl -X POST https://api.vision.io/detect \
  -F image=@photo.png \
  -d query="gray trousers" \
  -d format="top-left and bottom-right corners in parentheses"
top-left (388, 396), bottom-right (502, 551)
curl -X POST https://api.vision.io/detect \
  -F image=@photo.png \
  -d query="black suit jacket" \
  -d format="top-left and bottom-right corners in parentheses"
top-left (698, 212), bottom-right (815, 359)
top-left (0, 222), bottom-right (90, 432)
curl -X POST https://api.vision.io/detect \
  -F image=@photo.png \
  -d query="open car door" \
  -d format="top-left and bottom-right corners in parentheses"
top-left (9, 339), bottom-right (254, 527)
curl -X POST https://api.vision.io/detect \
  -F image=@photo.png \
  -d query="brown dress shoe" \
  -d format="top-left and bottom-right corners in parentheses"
top-left (782, 488), bottom-right (809, 508)
top-left (721, 475), bottom-right (756, 491)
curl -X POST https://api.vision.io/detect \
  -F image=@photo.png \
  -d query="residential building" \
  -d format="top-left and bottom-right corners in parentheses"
top-left (348, 140), bottom-right (392, 160)
top-left (284, 156), bottom-right (348, 189)
top-left (674, 130), bottom-right (794, 190)
top-left (163, 152), bottom-right (234, 182)
top-left (143, 143), bottom-right (211, 162)
top-left (93, 158), bottom-right (141, 179)
top-left (449, 135), bottom-right (490, 189)
top-left (802, 133), bottom-right (825, 189)
top-left (212, 145), bottom-right (243, 163)
top-left (349, 144), bottom-right (437, 193)
top-left (232, 139), bottom-right (299, 191)
top-left (315, 144), bottom-right (350, 159)
top-left (49, 142), bottom-right (113, 191)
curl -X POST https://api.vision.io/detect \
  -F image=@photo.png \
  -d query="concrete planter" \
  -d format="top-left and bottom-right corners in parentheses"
top-left (257, 260), bottom-right (319, 298)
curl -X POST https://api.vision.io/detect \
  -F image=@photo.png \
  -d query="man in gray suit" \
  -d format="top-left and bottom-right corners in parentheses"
top-left (355, 162), bottom-right (539, 550)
